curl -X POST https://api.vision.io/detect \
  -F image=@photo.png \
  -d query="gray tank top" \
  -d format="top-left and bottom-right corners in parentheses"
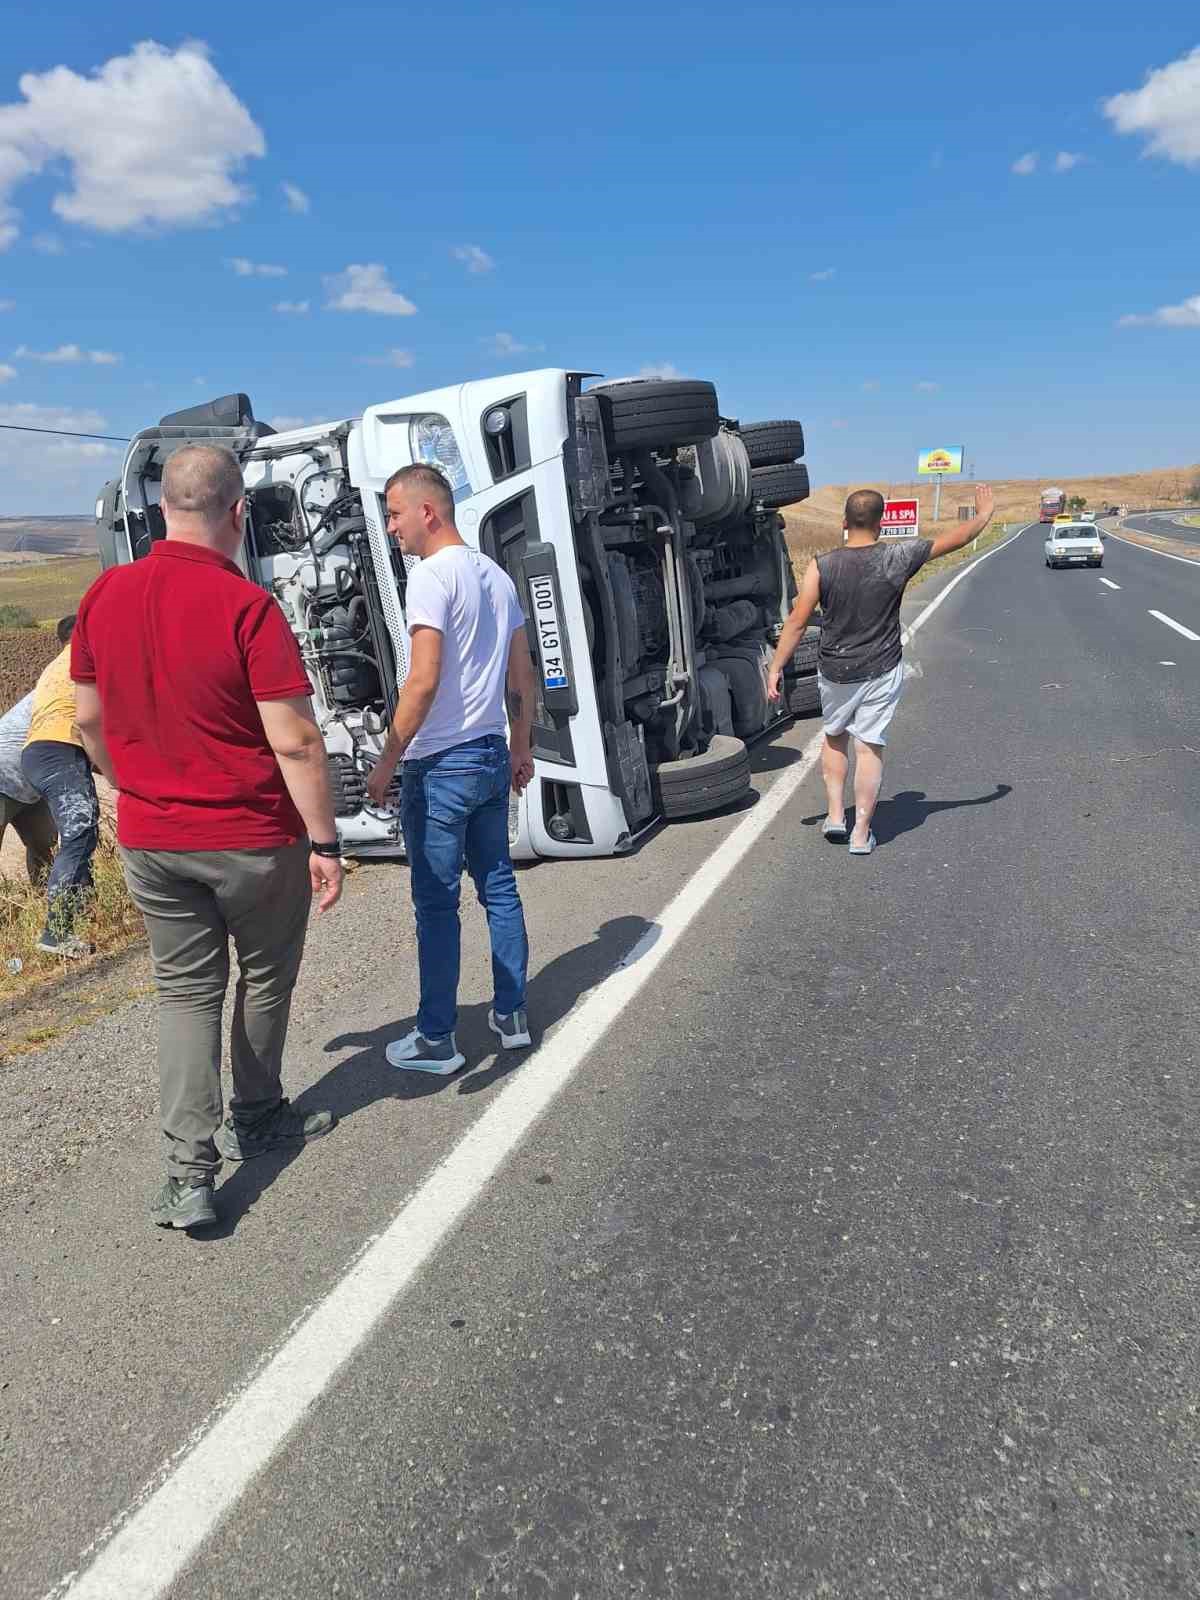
top-left (815, 538), bottom-right (933, 684)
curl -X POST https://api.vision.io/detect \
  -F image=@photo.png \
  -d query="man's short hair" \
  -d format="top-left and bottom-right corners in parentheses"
top-left (384, 462), bottom-right (455, 520)
top-left (162, 445), bottom-right (245, 522)
top-left (844, 489), bottom-right (885, 530)
top-left (56, 614), bottom-right (76, 645)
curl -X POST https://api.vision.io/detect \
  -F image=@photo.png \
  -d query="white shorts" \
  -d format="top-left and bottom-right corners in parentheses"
top-left (818, 661), bottom-right (906, 746)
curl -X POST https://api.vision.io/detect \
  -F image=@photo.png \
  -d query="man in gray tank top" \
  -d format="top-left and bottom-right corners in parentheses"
top-left (769, 484), bottom-right (994, 853)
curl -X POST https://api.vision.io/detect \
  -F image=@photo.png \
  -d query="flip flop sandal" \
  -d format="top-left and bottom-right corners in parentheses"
top-left (822, 818), bottom-right (848, 840)
top-left (848, 832), bottom-right (876, 855)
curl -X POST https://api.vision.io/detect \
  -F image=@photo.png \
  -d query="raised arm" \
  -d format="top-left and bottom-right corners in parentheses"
top-left (767, 557), bottom-right (821, 703)
top-left (506, 629), bottom-right (536, 793)
top-left (928, 483), bottom-right (995, 560)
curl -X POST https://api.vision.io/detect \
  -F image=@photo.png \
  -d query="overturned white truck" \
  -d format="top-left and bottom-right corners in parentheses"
top-left (96, 371), bottom-right (817, 860)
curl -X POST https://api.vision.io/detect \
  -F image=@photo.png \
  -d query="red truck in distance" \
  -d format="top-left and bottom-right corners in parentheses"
top-left (1039, 487), bottom-right (1066, 523)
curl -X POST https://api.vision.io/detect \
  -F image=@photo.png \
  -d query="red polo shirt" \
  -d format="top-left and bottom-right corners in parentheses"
top-left (71, 541), bottom-right (312, 850)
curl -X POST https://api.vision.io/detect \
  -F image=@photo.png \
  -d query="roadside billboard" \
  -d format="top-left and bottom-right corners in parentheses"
top-left (881, 498), bottom-right (919, 537)
top-left (917, 446), bottom-right (964, 476)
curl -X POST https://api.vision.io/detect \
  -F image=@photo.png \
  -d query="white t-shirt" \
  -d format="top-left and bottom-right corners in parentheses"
top-left (0, 691), bottom-right (39, 804)
top-left (404, 545), bottom-right (527, 761)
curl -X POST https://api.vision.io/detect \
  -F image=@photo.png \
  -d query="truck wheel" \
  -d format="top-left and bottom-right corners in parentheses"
top-left (751, 463), bottom-right (811, 509)
top-left (739, 420), bottom-right (805, 468)
top-left (788, 674), bottom-right (821, 717)
top-left (653, 734), bottom-right (751, 819)
top-left (591, 378), bottom-right (719, 453)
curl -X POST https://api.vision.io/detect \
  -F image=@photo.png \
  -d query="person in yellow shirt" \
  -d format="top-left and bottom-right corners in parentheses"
top-left (20, 616), bottom-right (99, 957)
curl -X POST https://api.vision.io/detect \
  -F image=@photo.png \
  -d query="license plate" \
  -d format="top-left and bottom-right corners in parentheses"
top-left (528, 573), bottom-right (569, 690)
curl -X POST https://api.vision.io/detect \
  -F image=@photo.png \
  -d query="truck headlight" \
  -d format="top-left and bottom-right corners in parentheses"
top-left (409, 414), bottom-right (471, 497)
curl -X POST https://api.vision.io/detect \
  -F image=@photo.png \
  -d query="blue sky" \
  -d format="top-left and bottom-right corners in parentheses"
top-left (0, 2), bottom-right (1197, 513)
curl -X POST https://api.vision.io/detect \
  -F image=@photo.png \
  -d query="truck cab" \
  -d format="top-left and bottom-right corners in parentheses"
top-left (96, 371), bottom-right (815, 860)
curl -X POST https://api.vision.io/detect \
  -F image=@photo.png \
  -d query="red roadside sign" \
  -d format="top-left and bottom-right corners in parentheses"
top-left (881, 497), bottom-right (919, 537)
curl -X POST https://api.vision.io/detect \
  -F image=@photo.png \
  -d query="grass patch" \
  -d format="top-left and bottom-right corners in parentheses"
top-left (0, 554), bottom-right (100, 623)
top-left (0, 824), bottom-right (145, 1009)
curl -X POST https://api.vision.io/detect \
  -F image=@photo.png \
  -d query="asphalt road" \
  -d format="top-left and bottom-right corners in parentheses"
top-left (4, 527), bottom-right (1199, 1599)
top-left (1121, 509), bottom-right (1200, 547)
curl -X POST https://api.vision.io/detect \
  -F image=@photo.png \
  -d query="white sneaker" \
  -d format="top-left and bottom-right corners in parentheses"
top-left (488, 1008), bottom-right (532, 1049)
top-left (384, 1029), bottom-right (466, 1075)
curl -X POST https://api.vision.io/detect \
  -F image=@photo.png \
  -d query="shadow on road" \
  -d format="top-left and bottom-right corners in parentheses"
top-left (799, 782), bottom-right (1012, 846)
top-left (202, 913), bottom-right (654, 1234)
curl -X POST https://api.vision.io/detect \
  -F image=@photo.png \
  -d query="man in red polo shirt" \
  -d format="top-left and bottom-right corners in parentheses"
top-left (71, 445), bottom-right (344, 1231)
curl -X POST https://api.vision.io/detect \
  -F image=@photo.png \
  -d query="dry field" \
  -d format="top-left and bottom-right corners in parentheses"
top-left (0, 628), bottom-right (63, 704)
top-left (0, 554), bottom-right (100, 625)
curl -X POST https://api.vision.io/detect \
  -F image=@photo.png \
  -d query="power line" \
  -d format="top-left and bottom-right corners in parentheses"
top-left (0, 422), bottom-right (130, 442)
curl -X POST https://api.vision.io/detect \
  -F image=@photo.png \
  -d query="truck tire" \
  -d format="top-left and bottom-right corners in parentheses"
top-left (653, 734), bottom-right (751, 819)
top-left (740, 420), bottom-right (805, 468)
top-left (751, 463), bottom-right (811, 509)
top-left (788, 674), bottom-right (821, 717)
top-left (591, 378), bottom-right (719, 453)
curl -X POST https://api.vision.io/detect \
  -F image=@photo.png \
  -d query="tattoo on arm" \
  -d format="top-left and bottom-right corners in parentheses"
top-left (506, 688), bottom-right (524, 722)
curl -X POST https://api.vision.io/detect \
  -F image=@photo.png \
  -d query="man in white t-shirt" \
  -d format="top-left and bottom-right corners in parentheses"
top-left (366, 463), bottom-right (536, 1074)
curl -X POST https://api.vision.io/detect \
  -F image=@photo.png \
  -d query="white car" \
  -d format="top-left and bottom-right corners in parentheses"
top-left (1045, 522), bottom-right (1104, 569)
top-left (95, 371), bottom-right (815, 861)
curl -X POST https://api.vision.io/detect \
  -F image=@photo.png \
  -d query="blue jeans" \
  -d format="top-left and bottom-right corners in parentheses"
top-left (401, 734), bottom-right (528, 1040)
top-left (20, 740), bottom-right (100, 935)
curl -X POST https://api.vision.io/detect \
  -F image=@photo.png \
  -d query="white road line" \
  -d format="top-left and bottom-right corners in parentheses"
top-left (51, 533), bottom-right (1013, 1600)
top-left (1108, 526), bottom-right (1200, 568)
top-left (1099, 577), bottom-right (1120, 590)
top-left (1149, 609), bottom-right (1200, 642)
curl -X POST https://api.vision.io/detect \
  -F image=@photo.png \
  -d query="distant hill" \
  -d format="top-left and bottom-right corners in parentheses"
top-left (0, 517), bottom-right (97, 557)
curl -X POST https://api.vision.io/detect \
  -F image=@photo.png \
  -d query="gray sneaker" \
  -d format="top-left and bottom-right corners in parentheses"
top-left (214, 1098), bottom-right (337, 1162)
top-left (151, 1177), bottom-right (217, 1230)
top-left (384, 1028), bottom-right (466, 1075)
top-left (36, 926), bottom-right (93, 959)
top-left (488, 1008), bottom-right (531, 1049)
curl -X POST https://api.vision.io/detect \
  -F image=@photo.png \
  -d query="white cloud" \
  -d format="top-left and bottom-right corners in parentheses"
top-left (15, 343), bottom-right (120, 365)
top-left (0, 41), bottom-right (265, 250)
top-left (861, 379), bottom-right (880, 392)
top-left (0, 363), bottom-right (14, 382)
top-left (1104, 46), bottom-right (1200, 167)
top-left (915, 380), bottom-right (939, 392)
top-left (1011, 151), bottom-right (1038, 175)
top-left (360, 348), bottom-right (416, 368)
top-left (1118, 293), bottom-right (1200, 328)
top-left (1054, 151), bottom-right (1084, 172)
top-left (830, 418), bottom-right (849, 429)
top-left (266, 415), bottom-right (310, 432)
top-left (273, 299), bottom-right (310, 315)
top-left (453, 243), bottom-right (495, 275)
top-left (809, 267), bottom-right (836, 282)
top-left (31, 232), bottom-right (64, 254)
top-left (0, 299), bottom-right (13, 312)
top-left (635, 362), bottom-right (684, 380)
top-left (485, 331), bottom-right (543, 357)
top-left (229, 256), bottom-right (287, 277)
top-left (281, 181), bottom-right (310, 215)
top-left (324, 263), bottom-right (416, 316)
top-left (0, 402), bottom-right (123, 513)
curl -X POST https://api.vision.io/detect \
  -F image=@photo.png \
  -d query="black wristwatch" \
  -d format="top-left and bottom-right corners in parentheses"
top-left (309, 838), bottom-right (342, 859)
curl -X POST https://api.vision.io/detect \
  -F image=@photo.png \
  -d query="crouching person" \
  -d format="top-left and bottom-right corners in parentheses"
top-left (71, 445), bottom-right (344, 1231)
top-left (21, 616), bottom-right (99, 957)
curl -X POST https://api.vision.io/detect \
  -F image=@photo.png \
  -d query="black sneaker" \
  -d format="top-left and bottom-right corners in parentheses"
top-left (151, 1177), bottom-right (217, 1230)
top-left (214, 1098), bottom-right (336, 1162)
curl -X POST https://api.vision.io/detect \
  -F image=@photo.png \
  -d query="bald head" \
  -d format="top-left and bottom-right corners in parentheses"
top-left (844, 489), bottom-right (885, 532)
top-left (162, 445), bottom-right (245, 525)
